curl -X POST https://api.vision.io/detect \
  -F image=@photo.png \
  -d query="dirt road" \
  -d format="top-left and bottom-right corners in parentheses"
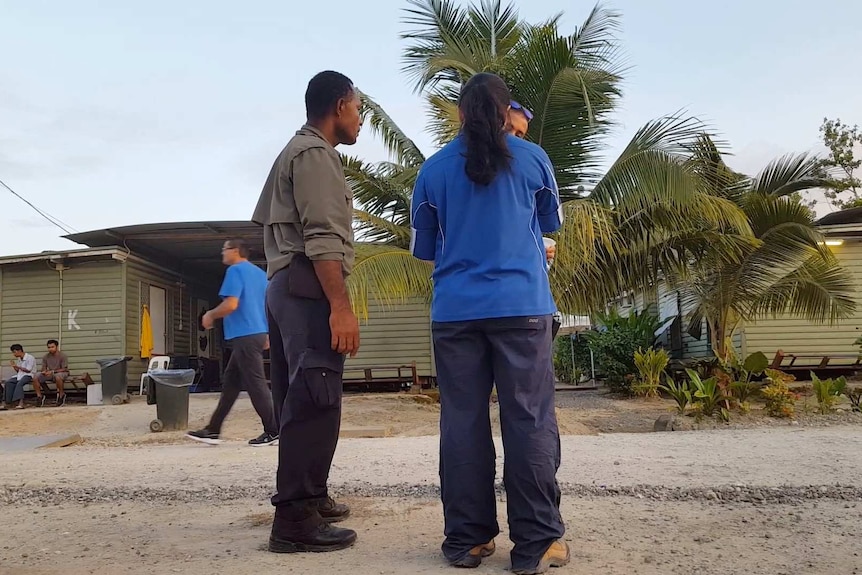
top-left (2, 426), bottom-right (861, 574)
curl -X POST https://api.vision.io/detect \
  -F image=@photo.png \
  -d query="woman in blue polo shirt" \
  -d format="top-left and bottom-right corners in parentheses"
top-left (410, 73), bottom-right (569, 575)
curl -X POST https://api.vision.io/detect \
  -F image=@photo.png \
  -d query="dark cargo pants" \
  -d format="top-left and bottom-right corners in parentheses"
top-left (432, 315), bottom-right (565, 572)
top-left (207, 333), bottom-right (277, 437)
top-left (266, 266), bottom-right (345, 507)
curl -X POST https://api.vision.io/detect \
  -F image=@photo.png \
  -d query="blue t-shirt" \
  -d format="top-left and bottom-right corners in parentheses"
top-left (219, 260), bottom-right (269, 340)
top-left (410, 134), bottom-right (563, 323)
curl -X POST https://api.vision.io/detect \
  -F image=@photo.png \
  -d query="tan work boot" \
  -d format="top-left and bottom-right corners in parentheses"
top-left (512, 539), bottom-right (571, 575)
top-left (450, 539), bottom-right (496, 568)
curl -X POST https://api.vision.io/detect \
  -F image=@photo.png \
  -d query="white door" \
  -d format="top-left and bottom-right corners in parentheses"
top-left (149, 285), bottom-right (167, 355)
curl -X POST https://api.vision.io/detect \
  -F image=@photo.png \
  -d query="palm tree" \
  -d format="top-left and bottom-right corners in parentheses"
top-left (347, 0), bottom-right (750, 317)
top-left (682, 139), bottom-right (857, 362)
top-left (344, 94), bottom-right (432, 320)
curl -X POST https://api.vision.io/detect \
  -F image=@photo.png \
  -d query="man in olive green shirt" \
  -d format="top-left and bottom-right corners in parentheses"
top-left (252, 70), bottom-right (362, 555)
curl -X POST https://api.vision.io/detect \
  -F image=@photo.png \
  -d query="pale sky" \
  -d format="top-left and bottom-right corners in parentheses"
top-left (1, 0), bottom-right (859, 256)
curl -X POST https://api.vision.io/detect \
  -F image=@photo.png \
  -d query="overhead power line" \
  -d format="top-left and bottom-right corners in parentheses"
top-left (0, 177), bottom-right (78, 235)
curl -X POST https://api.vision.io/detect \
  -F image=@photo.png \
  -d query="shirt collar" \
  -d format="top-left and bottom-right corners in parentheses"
top-left (298, 124), bottom-right (332, 147)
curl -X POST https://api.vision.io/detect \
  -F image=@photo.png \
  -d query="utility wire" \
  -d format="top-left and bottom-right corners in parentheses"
top-left (0, 177), bottom-right (78, 234)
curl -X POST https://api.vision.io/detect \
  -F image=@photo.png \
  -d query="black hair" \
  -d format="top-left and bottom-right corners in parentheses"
top-left (226, 238), bottom-right (250, 259)
top-left (10, 344), bottom-right (23, 352)
top-left (459, 73), bottom-right (512, 186)
top-left (305, 71), bottom-right (355, 122)
top-left (47, 339), bottom-right (59, 347)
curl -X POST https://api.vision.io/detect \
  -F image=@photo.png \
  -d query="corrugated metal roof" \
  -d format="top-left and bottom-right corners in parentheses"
top-left (64, 221), bottom-right (264, 277)
top-left (816, 207), bottom-right (862, 227)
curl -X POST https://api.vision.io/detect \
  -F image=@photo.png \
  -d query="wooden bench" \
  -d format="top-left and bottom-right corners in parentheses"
top-left (770, 350), bottom-right (862, 375)
top-left (343, 362), bottom-right (418, 393)
top-left (23, 372), bottom-right (93, 395)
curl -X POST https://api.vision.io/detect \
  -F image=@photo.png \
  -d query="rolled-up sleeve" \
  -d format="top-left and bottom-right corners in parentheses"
top-left (292, 147), bottom-right (350, 261)
top-left (410, 170), bottom-right (438, 261)
top-left (536, 154), bottom-right (563, 233)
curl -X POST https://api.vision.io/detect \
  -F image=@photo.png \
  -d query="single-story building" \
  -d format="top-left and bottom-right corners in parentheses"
top-left (613, 208), bottom-right (862, 368)
top-left (0, 221), bottom-right (435, 393)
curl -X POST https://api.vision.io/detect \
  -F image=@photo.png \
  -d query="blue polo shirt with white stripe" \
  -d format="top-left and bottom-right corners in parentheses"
top-left (410, 134), bottom-right (563, 323)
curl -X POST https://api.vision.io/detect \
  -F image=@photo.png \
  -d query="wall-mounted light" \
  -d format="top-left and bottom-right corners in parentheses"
top-left (821, 239), bottom-right (845, 246)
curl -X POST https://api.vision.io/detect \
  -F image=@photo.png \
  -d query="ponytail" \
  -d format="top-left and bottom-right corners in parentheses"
top-left (459, 73), bottom-right (512, 186)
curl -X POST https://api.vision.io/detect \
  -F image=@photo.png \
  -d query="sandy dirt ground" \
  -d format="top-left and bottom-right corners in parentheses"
top-left (2, 393), bottom-right (861, 574)
top-left (1, 498), bottom-right (860, 575)
top-left (0, 391), bottom-right (654, 445)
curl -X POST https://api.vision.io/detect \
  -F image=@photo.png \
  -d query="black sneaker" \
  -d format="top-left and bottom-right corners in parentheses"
top-left (249, 432), bottom-right (279, 447)
top-left (38, 396), bottom-right (47, 408)
top-left (186, 429), bottom-right (222, 445)
top-left (56, 394), bottom-right (66, 407)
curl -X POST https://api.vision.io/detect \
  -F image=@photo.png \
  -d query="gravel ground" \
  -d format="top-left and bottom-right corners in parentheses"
top-left (4, 426), bottom-right (861, 497)
top-left (3, 404), bottom-right (862, 573)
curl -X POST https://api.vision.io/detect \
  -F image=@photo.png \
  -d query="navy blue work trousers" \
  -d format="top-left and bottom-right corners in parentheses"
top-left (432, 315), bottom-right (565, 571)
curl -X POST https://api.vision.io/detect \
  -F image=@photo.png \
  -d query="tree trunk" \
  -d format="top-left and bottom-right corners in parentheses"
top-left (710, 315), bottom-right (739, 365)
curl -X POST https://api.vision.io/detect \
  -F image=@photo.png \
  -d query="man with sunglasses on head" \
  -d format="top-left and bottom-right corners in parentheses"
top-left (186, 238), bottom-right (278, 447)
top-left (507, 100), bottom-right (561, 340)
top-left (507, 100), bottom-right (534, 139)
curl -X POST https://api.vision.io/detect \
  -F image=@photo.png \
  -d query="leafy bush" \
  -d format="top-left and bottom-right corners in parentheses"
top-left (844, 386), bottom-right (862, 413)
top-left (584, 307), bottom-right (662, 394)
top-left (553, 334), bottom-right (592, 384)
top-left (686, 368), bottom-right (726, 417)
top-left (660, 375), bottom-right (691, 414)
top-left (682, 357), bottom-right (721, 380)
top-left (730, 381), bottom-right (760, 404)
top-left (726, 351), bottom-right (768, 407)
top-left (633, 347), bottom-right (669, 397)
top-left (762, 369), bottom-right (798, 418)
top-left (811, 372), bottom-right (847, 414)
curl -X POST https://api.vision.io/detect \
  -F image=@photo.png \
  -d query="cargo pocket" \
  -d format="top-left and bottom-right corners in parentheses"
top-left (300, 350), bottom-right (344, 410)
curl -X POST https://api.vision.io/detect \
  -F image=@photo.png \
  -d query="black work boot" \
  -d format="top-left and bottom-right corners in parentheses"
top-left (269, 504), bottom-right (357, 553)
top-left (316, 496), bottom-right (350, 523)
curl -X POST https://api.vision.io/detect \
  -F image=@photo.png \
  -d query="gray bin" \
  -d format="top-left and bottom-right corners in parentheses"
top-left (147, 369), bottom-right (195, 432)
top-left (96, 357), bottom-right (132, 405)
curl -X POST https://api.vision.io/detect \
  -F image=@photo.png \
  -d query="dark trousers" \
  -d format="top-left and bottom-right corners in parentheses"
top-left (207, 334), bottom-right (277, 436)
top-left (267, 266), bottom-right (345, 507)
top-left (3, 376), bottom-right (31, 404)
top-left (432, 315), bottom-right (564, 572)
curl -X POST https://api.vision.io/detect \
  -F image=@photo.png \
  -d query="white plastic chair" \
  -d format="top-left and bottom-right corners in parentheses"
top-left (139, 356), bottom-right (170, 395)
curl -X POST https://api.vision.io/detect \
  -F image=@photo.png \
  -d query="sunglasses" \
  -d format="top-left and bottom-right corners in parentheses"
top-left (510, 100), bottom-right (533, 121)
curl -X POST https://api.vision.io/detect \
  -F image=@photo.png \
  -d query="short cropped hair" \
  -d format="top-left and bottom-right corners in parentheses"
top-left (305, 71), bottom-right (355, 121)
top-left (226, 238), bottom-right (250, 259)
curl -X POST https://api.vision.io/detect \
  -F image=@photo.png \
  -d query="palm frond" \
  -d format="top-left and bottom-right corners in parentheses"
top-left (353, 209), bottom-right (412, 248)
top-left (751, 153), bottom-right (828, 198)
top-left (743, 252), bottom-right (856, 323)
top-left (359, 92), bottom-right (426, 167)
top-left (348, 247), bottom-right (433, 321)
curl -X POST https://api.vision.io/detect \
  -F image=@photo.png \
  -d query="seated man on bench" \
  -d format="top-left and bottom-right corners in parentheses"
top-left (2, 344), bottom-right (35, 410)
top-left (34, 339), bottom-right (69, 407)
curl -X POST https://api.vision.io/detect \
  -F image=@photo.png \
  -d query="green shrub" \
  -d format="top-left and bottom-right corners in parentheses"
top-left (633, 347), bottom-right (669, 398)
top-left (660, 375), bottom-right (691, 414)
top-left (811, 372), bottom-right (847, 414)
top-left (584, 307), bottom-right (661, 394)
top-left (686, 368), bottom-right (726, 417)
top-left (762, 369), bottom-right (798, 418)
top-left (553, 335), bottom-right (591, 384)
top-left (844, 386), bottom-right (862, 413)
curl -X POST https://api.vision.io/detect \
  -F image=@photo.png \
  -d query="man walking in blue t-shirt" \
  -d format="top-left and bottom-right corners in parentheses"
top-left (187, 239), bottom-right (278, 447)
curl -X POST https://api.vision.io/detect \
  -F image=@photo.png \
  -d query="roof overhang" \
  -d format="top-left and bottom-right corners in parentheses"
top-left (0, 247), bottom-right (128, 266)
top-left (63, 221), bottom-right (264, 278)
